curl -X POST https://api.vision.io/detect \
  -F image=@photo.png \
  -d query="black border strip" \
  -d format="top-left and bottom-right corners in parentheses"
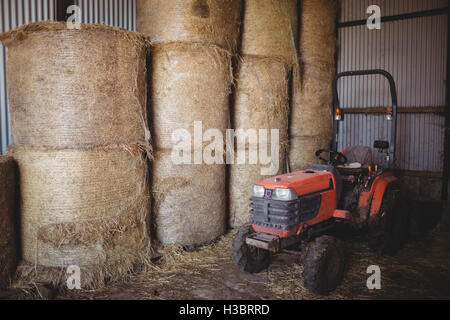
top-left (338, 7), bottom-right (448, 28)
top-left (441, 6), bottom-right (450, 200)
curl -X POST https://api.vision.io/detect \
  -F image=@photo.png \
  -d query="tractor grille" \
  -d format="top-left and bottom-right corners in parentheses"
top-left (250, 191), bottom-right (322, 230)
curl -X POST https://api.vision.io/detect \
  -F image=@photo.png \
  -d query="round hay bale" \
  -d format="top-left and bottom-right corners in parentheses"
top-left (289, 0), bottom-right (337, 171)
top-left (9, 146), bottom-right (151, 288)
top-left (0, 22), bottom-right (150, 150)
top-left (289, 136), bottom-right (331, 171)
top-left (241, 0), bottom-right (298, 63)
top-left (233, 56), bottom-right (290, 149)
top-left (0, 156), bottom-right (18, 289)
top-left (229, 148), bottom-right (286, 228)
top-left (152, 149), bottom-right (226, 246)
top-left (290, 77), bottom-right (334, 139)
top-left (229, 56), bottom-right (290, 228)
top-left (136, 0), bottom-right (242, 52)
top-left (299, 0), bottom-right (338, 70)
top-left (151, 43), bottom-right (232, 150)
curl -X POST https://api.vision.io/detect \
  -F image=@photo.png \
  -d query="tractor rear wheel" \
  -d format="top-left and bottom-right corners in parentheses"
top-left (302, 235), bottom-right (346, 295)
top-left (367, 184), bottom-right (407, 255)
top-left (232, 224), bottom-right (270, 273)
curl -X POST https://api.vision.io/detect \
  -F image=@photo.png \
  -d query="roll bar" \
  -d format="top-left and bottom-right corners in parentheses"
top-left (331, 69), bottom-right (398, 169)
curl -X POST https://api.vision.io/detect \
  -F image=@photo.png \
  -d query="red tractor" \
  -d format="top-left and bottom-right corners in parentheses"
top-left (232, 70), bottom-right (407, 295)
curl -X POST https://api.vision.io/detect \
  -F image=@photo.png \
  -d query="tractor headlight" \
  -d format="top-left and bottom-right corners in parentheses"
top-left (272, 188), bottom-right (297, 201)
top-left (252, 185), bottom-right (265, 198)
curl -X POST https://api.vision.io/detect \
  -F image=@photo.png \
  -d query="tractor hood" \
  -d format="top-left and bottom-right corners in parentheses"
top-left (256, 170), bottom-right (334, 196)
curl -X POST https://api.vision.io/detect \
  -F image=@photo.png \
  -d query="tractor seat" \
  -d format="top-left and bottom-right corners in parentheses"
top-left (342, 146), bottom-right (372, 167)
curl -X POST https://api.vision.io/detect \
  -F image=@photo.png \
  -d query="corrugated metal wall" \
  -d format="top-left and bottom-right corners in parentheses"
top-left (337, 0), bottom-right (448, 172)
top-left (341, 0), bottom-right (448, 21)
top-left (0, 0), bottom-right (136, 154)
top-left (73, 0), bottom-right (136, 30)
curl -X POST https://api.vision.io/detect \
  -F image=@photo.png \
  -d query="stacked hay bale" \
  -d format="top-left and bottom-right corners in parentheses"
top-left (240, 0), bottom-right (298, 60)
top-left (137, 0), bottom-right (242, 246)
top-left (229, 0), bottom-right (298, 228)
top-left (0, 156), bottom-right (18, 289)
top-left (0, 22), bottom-right (151, 288)
top-left (289, 0), bottom-right (338, 170)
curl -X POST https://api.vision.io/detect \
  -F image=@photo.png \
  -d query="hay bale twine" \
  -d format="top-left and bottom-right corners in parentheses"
top-left (152, 150), bottom-right (226, 246)
top-left (0, 22), bottom-right (150, 149)
top-left (150, 43), bottom-right (232, 150)
top-left (136, 0), bottom-right (242, 51)
top-left (241, 0), bottom-right (298, 63)
top-left (229, 56), bottom-right (290, 227)
top-left (289, 0), bottom-right (337, 171)
top-left (0, 156), bottom-right (18, 289)
top-left (10, 146), bottom-right (151, 288)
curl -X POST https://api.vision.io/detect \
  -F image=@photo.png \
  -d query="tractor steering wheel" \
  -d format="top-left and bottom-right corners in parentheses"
top-left (315, 149), bottom-right (348, 166)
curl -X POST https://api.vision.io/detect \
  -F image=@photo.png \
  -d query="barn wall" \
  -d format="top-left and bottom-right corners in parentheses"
top-left (337, 0), bottom-right (448, 172)
top-left (73, 0), bottom-right (136, 30)
top-left (340, 0), bottom-right (447, 22)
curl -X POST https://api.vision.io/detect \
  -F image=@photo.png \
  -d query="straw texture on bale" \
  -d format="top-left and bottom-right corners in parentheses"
top-left (10, 146), bottom-right (151, 288)
top-left (297, 0), bottom-right (338, 71)
top-left (241, 0), bottom-right (298, 63)
top-left (136, 0), bottom-right (242, 52)
top-left (289, 0), bottom-right (337, 171)
top-left (289, 135), bottom-right (332, 170)
top-left (139, 3), bottom-right (238, 246)
top-left (0, 22), bottom-right (150, 150)
top-left (233, 56), bottom-right (290, 147)
top-left (229, 56), bottom-right (290, 227)
top-left (152, 150), bottom-right (226, 246)
top-left (0, 156), bottom-right (18, 289)
top-left (150, 43), bottom-right (232, 150)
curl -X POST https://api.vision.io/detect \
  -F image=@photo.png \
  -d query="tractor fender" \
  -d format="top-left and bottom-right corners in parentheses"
top-left (365, 173), bottom-right (398, 217)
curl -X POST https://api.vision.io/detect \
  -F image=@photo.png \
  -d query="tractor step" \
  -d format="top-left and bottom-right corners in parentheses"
top-left (246, 233), bottom-right (280, 252)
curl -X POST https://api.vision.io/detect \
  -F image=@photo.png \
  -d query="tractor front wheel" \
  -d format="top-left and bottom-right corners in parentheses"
top-left (232, 224), bottom-right (270, 273)
top-left (302, 235), bottom-right (346, 295)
